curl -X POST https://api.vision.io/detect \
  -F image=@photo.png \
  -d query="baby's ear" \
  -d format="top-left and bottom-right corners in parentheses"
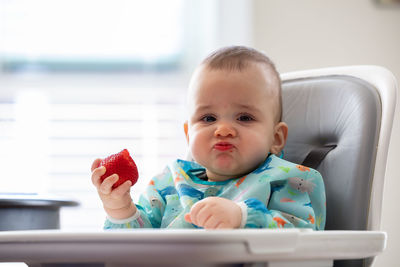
top-left (183, 121), bottom-right (189, 144)
top-left (270, 122), bottom-right (288, 155)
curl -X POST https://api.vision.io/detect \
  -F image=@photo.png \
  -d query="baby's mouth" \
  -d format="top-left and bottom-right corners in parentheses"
top-left (214, 142), bottom-right (234, 151)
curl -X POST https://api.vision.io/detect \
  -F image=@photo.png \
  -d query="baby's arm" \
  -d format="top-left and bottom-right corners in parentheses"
top-left (92, 159), bottom-right (171, 229)
top-left (91, 158), bottom-right (137, 219)
top-left (184, 197), bottom-right (242, 229)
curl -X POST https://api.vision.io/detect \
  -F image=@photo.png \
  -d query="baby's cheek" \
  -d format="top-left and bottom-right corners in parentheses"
top-left (244, 138), bottom-right (271, 163)
top-left (188, 136), bottom-right (205, 161)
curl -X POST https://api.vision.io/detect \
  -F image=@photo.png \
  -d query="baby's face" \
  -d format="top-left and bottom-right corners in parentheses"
top-left (186, 63), bottom-right (285, 182)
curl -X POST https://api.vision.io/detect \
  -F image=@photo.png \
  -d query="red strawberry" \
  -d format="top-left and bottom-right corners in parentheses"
top-left (99, 149), bottom-right (139, 189)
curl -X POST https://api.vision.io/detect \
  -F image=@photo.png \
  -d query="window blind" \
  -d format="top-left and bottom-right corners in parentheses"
top-left (0, 78), bottom-right (188, 229)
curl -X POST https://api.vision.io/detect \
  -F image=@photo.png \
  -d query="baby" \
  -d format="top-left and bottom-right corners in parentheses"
top-left (91, 46), bottom-right (326, 230)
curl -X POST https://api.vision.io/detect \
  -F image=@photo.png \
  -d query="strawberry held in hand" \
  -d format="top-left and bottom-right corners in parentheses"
top-left (99, 149), bottom-right (139, 189)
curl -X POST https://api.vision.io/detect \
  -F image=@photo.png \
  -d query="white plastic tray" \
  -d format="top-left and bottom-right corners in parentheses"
top-left (0, 229), bottom-right (386, 267)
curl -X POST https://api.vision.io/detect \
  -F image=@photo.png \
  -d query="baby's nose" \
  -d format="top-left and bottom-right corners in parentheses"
top-left (214, 122), bottom-right (237, 137)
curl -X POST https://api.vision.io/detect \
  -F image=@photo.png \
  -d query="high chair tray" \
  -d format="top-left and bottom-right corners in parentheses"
top-left (0, 229), bottom-right (386, 266)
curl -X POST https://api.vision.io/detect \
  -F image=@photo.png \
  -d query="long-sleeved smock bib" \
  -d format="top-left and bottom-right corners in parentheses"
top-left (104, 154), bottom-right (326, 230)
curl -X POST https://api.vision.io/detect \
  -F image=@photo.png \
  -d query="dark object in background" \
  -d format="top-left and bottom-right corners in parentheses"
top-left (0, 193), bottom-right (79, 231)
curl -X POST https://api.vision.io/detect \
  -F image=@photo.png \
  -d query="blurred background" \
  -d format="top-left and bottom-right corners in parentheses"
top-left (0, 0), bottom-right (399, 266)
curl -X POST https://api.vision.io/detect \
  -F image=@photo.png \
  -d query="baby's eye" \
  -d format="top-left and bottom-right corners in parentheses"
top-left (201, 115), bottom-right (216, 122)
top-left (238, 115), bottom-right (254, 122)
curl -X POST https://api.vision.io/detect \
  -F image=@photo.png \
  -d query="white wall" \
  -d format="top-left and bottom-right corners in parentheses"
top-left (251, 1), bottom-right (400, 266)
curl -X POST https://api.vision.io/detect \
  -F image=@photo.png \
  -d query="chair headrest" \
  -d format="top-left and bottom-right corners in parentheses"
top-left (282, 75), bottom-right (381, 230)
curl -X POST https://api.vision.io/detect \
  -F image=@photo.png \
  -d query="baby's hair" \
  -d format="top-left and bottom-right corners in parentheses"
top-left (201, 46), bottom-right (283, 122)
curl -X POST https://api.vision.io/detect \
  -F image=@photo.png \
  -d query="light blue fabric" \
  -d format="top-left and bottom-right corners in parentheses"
top-left (104, 154), bottom-right (326, 230)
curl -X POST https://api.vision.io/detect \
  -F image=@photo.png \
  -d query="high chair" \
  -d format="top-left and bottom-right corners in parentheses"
top-left (0, 65), bottom-right (396, 267)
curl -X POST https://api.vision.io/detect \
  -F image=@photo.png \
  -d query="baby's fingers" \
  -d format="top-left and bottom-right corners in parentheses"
top-left (91, 165), bottom-right (106, 188)
top-left (111, 180), bottom-right (132, 198)
top-left (91, 158), bottom-right (102, 172)
top-left (184, 213), bottom-right (192, 224)
top-left (216, 222), bottom-right (232, 229)
top-left (99, 174), bottom-right (118, 195)
top-left (202, 216), bottom-right (220, 229)
top-left (188, 201), bottom-right (207, 226)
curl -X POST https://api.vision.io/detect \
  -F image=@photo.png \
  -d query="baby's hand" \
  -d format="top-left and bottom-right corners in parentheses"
top-left (184, 197), bottom-right (242, 229)
top-left (91, 159), bottom-right (136, 219)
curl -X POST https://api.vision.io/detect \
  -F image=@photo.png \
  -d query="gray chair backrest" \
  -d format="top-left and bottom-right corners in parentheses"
top-left (282, 75), bottom-right (381, 231)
